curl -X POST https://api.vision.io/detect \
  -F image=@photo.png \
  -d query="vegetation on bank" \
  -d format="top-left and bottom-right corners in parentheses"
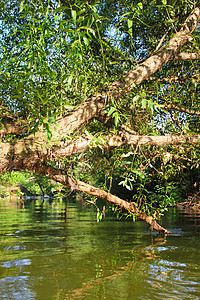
top-left (0, 0), bottom-right (200, 232)
top-left (0, 171), bottom-right (64, 198)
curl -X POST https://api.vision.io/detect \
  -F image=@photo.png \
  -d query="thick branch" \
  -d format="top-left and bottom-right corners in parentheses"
top-left (1, 134), bottom-right (199, 172)
top-left (149, 73), bottom-right (199, 83)
top-left (28, 7), bottom-right (200, 141)
top-left (60, 7), bottom-right (199, 131)
top-left (54, 174), bottom-right (171, 234)
top-left (1, 8), bottom-right (199, 140)
top-left (110, 8), bottom-right (200, 92)
top-left (52, 134), bottom-right (200, 158)
top-left (125, 134), bottom-right (200, 147)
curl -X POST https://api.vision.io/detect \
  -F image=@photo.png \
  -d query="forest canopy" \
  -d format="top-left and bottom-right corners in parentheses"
top-left (0, 0), bottom-right (200, 232)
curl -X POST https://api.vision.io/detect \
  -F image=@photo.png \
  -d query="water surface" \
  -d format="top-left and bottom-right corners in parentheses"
top-left (0, 198), bottom-right (200, 299)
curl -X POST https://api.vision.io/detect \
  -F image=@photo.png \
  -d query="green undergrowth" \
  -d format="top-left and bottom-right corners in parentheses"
top-left (0, 171), bottom-right (64, 198)
top-left (0, 171), bottom-right (40, 197)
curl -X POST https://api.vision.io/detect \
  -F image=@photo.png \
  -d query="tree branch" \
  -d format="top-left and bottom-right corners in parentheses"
top-left (111, 7), bottom-right (200, 91)
top-left (1, 8), bottom-right (199, 141)
top-left (1, 133), bottom-right (200, 173)
top-left (30, 7), bottom-right (199, 140)
top-left (149, 73), bottom-right (199, 83)
top-left (25, 162), bottom-right (171, 234)
top-left (159, 103), bottom-right (200, 116)
top-left (52, 133), bottom-right (200, 158)
top-left (65, 177), bottom-right (172, 234)
top-left (0, 117), bottom-right (28, 136)
top-left (174, 52), bottom-right (199, 60)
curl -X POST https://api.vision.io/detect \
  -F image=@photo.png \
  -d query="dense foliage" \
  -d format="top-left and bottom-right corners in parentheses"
top-left (0, 0), bottom-right (200, 226)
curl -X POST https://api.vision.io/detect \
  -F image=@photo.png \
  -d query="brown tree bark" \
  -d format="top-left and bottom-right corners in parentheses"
top-left (51, 134), bottom-right (200, 157)
top-left (1, 133), bottom-right (200, 172)
top-left (174, 52), bottom-right (199, 60)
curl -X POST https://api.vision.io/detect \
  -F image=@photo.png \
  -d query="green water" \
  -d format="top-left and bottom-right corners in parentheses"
top-left (0, 198), bottom-right (200, 300)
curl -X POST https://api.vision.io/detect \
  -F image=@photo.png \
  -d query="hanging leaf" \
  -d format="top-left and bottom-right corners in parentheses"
top-left (71, 10), bottom-right (76, 25)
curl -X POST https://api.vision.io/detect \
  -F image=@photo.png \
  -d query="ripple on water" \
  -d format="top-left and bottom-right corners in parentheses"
top-left (0, 276), bottom-right (36, 300)
top-left (141, 258), bottom-right (200, 300)
top-left (1, 258), bottom-right (31, 268)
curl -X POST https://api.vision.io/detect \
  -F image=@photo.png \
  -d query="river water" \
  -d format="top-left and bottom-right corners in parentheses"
top-left (0, 197), bottom-right (200, 300)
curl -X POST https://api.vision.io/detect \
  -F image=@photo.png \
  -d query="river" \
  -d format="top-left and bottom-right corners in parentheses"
top-left (0, 197), bottom-right (200, 299)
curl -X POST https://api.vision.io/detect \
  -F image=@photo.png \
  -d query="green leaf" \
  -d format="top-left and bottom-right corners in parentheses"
top-left (113, 112), bottom-right (120, 126)
top-left (20, 1), bottom-right (25, 13)
top-left (141, 91), bottom-right (146, 98)
top-left (141, 99), bottom-right (146, 108)
top-left (45, 122), bottom-right (52, 141)
top-left (138, 2), bottom-right (143, 9)
top-left (97, 210), bottom-right (103, 222)
top-left (127, 19), bottom-right (133, 30)
top-left (83, 36), bottom-right (89, 46)
top-left (107, 107), bottom-right (116, 116)
top-left (71, 10), bottom-right (76, 25)
top-left (78, 26), bottom-right (96, 36)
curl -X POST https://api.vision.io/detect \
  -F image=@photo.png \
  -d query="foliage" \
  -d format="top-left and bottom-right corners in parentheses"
top-left (0, 171), bottom-right (39, 196)
top-left (0, 171), bottom-right (64, 197)
top-left (0, 0), bottom-right (200, 220)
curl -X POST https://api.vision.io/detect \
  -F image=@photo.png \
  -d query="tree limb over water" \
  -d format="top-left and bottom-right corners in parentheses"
top-left (0, 5), bottom-right (200, 233)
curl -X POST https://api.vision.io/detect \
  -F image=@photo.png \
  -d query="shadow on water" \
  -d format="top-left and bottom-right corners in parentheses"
top-left (0, 197), bottom-right (200, 300)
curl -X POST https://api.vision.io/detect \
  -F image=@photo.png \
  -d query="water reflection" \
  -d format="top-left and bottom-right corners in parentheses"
top-left (0, 276), bottom-right (36, 300)
top-left (0, 198), bottom-right (200, 300)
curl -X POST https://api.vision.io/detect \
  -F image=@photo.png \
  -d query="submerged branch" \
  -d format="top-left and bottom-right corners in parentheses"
top-left (38, 166), bottom-right (171, 234)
